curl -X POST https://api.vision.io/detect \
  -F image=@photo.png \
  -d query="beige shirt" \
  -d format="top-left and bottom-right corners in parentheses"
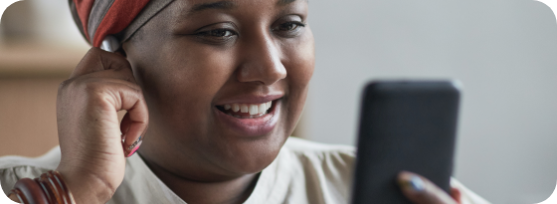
top-left (0, 137), bottom-right (490, 204)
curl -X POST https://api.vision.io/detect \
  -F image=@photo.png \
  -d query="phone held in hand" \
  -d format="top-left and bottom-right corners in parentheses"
top-left (351, 80), bottom-right (461, 204)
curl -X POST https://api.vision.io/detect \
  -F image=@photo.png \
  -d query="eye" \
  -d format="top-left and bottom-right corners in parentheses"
top-left (196, 29), bottom-right (237, 38)
top-left (272, 15), bottom-right (307, 38)
top-left (198, 29), bottom-right (236, 38)
top-left (274, 22), bottom-right (305, 32)
top-left (194, 28), bottom-right (238, 45)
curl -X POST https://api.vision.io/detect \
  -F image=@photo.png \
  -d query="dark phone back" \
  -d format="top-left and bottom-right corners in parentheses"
top-left (351, 80), bottom-right (460, 204)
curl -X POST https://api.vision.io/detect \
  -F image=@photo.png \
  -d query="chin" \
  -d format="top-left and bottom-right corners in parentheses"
top-left (213, 127), bottom-right (289, 176)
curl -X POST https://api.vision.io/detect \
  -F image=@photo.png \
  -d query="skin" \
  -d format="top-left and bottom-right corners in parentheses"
top-left (122, 0), bottom-right (313, 203)
top-left (10, 0), bottom-right (462, 203)
top-left (398, 171), bottom-right (462, 204)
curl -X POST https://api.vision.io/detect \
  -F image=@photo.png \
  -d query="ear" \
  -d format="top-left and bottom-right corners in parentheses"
top-left (100, 35), bottom-right (127, 57)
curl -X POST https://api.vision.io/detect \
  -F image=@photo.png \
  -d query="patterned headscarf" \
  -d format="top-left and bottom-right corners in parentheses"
top-left (69, 0), bottom-right (175, 48)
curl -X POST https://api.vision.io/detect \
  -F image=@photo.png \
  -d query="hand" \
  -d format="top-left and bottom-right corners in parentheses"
top-left (398, 171), bottom-right (462, 204)
top-left (55, 48), bottom-right (148, 203)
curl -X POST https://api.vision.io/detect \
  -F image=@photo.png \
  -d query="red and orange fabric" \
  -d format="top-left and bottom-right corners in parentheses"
top-left (69, 0), bottom-right (175, 48)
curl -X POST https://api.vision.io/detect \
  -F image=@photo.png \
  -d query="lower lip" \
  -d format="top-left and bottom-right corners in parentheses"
top-left (214, 101), bottom-right (281, 137)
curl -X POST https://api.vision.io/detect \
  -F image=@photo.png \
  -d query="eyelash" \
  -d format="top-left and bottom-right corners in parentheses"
top-left (273, 21), bottom-right (306, 32)
top-left (195, 29), bottom-right (237, 38)
top-left (192, 21), bottom-right (306, 44)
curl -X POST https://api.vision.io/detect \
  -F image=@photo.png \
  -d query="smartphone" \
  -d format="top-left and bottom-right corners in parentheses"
top-left (351, 80), bottom-right (460, 204)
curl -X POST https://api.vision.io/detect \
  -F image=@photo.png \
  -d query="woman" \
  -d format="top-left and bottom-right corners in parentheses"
top-left (0, 0), bottom-right (490, 203)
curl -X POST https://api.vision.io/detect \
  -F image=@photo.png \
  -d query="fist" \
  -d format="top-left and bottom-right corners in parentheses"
top-left (55, 48), bottom-right (148, 204)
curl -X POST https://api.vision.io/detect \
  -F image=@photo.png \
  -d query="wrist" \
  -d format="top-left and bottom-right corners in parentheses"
top-left (56, 167), bottom-right (116, 204)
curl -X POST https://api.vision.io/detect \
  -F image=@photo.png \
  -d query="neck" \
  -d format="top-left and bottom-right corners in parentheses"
top-left (142, 156), bottom-right (260, 204)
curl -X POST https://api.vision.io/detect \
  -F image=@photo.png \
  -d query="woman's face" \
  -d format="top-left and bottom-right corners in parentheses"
top-left (123, 0), bottom-right (314, 180)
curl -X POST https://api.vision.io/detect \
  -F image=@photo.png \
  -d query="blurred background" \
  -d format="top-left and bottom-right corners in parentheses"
top-left (1, 0), bottom-right (557, 203)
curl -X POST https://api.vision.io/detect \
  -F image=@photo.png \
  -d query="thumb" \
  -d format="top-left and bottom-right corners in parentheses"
top-left (398, 171), bottom-right (458, 204)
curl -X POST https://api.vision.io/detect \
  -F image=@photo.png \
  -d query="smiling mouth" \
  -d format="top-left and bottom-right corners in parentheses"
top-left (216, 100), bottom-right (276, 119)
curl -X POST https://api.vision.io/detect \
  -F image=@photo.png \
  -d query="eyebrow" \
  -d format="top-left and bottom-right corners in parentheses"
top-left (189, 1), bottom-right (236, 13)
top-left (277, 0), bottom-right (296, 5)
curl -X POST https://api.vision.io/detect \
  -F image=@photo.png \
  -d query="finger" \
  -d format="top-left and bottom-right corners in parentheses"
top-left (7, 192), bottom-right (20, 202)
top-left (82, 77), bottom-right (148, 157)
top-left (451, 187), bottom-right (462, 204)
top-left (119, 94), bottom-right (148, 157)
top-left (85, 67), bottom-right (137, 85)
top-left (398, 171), bottom-right (458, 204)
top-left (70, 47), bottom-right (132, 78)
top-left (120, 112), bottom-right (132, 137)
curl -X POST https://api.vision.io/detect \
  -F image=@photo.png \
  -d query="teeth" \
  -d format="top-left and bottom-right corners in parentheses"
top-left (249, 105), bottom-right (258, 115)
top-left (222, 101), bottom-right (274, 116)
top-left (232, 104), bottom-right (240, 112)
top-left (258, 103), bottom-right (267, 115)
top-left (240, 104), bottom-right (249, 113)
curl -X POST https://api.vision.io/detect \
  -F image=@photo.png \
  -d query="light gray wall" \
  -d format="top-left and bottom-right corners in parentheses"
top-left (307, 0), bottom-right (557, 203)
top-left (5, 0), bottom-right (557, 203)
top-left (0, 0), bottom-right (87, 47)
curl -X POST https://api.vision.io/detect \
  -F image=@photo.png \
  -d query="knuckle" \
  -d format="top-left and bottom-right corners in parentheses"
top-left (99, 53), bottom-right (129, 70)
top-left (112, 79), bottom-right (141, 93)
top-left (83, 82), bottom-right (118, 109)
top-left (58, 77), bottom-right (82, 97)
top-left (58, 75), bottom-right (142, 108)
top-left (58, 78), bottom-right (74, 91)
top-left (82, 79), bottom-right (110, 97)
top-left (110, 60), bottom-right (133, 75)
top-left (128, 83), bottom-right (142, 94)
top-left (83, 47), bottom-right (129, 70)
top-left (83, 47), bottom-right (104, 61)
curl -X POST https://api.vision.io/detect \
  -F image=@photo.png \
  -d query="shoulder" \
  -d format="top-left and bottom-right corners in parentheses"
top-left (281, 137), bottom-right (356, 182)
top-left (0, 147), bottom-right (61, 196)
top-left (279, 137), bottom-right (356, 203)
top-left (283, 137), bottom-right (356, 165)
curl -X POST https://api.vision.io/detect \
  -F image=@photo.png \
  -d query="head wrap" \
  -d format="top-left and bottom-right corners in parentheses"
top-left (69, 0), bottom-right (175, 49)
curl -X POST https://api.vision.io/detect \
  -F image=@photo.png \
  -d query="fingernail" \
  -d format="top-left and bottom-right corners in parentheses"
top-left (126, 136), bottom-right (142, 157)
top-left (408, 176), bottom-right (425, 192)
top-left (8, 191), bottom-right (18, 202)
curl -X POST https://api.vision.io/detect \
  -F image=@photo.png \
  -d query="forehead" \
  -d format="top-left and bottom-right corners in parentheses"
top-left (182, 0), bottom-right (301, 7)
top-left (170, 0), bottom-right (307, 17)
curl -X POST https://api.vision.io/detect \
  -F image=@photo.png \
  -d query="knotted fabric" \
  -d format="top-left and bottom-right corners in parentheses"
top-left (69, 0), bottom-right (175, 48)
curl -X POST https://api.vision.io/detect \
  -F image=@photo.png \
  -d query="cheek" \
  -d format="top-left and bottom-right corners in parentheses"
top-left (285, 31), bottom-right (315, 98)
top-left (282, 31), bottom-right (315, 128)
top-left (137, 42), bottom-right (235, 127)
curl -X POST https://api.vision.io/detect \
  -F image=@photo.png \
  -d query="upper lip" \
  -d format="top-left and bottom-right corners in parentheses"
top-left (214, 93), bottom-right (284, 106)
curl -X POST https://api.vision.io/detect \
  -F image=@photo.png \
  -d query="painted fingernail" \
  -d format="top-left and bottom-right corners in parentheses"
top-left (126, 136), bottom-right (142, 157)
top-left (408, 176), bottom-right (425, 192)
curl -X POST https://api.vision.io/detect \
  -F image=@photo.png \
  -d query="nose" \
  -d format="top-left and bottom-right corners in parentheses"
top-left (236, 34), bottom-right (287, 85)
